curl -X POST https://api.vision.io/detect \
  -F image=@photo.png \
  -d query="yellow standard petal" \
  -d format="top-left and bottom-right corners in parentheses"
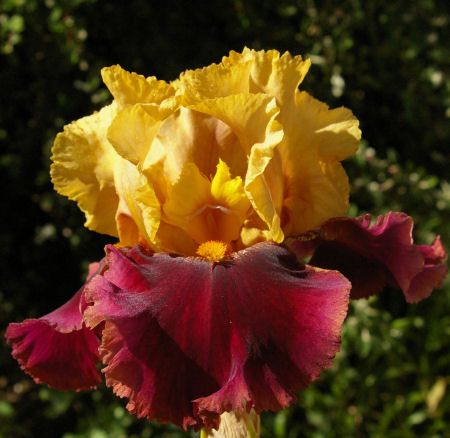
top-left (107, 103), bottom-right (166, 165)
top-left (223, 48), bottom-right (311, 108)
top-left (178, 47), bottom-right (311, 110)
top-left (221, 49), bottom-right (359, 235)
top-left (101, 64), bottom-right (175, 107)
top-left (143, 106), bottom-right (247, 194)
top-left (50, 103), bottom-right (121, 237)
top-left (113, 159), bottom-right (161, 246)
top-left (296, 91), bottom-right (361, 161)
top-left (162, 162), bottom-right (212, 243)
top-left (175, 59), bottom-right (252, 105)
top-left (278, 91), bottom-right (361, 236)
top-left (192, 93), bottom-right (284, 242)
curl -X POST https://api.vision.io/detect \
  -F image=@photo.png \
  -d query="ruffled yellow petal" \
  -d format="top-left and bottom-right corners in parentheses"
top-left (176, 60), bottom-right (252, 105)
top-left (192, 93), bottom-right (284, 242)
top-left (296, 91), bottom-right (361, 161)
top-left (319, 160), bottom-right (350, 206)
top-left (101, 65), bottom-right (175, 107)
top-left (107, 104), bottom-right (165, 165)
top-left (51, 101), bottom-right (160, 246)
top-left (177, 48), bottom-right (310, 111)
top-left (220, 49), bottom-right (357, 235)
top-left (282, 158), bottom-right (350, 237)
top-left (113, 159), bottom-right (161, 245)
top-left (277, 90), bottom-right (361, 236)
top-left (51, 50), bottom-right (362, 255)
top-left (223, 48), bottom-right (311, 108)
top-left (50, 103), bottom-right (121, 237)
top-left (144, 107), bottom-right (246, 185)
top-left (176, 49), bottom-right (349, 239)
top-left (162, 162), bottom-right (212, 243)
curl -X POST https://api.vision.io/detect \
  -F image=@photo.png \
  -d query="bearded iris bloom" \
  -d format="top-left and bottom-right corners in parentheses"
top-left (6, 49), bottom-right (447, 434)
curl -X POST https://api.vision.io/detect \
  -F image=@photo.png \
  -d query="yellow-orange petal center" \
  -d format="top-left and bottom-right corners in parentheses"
top-left (196, 240), bottom-right (229, 263)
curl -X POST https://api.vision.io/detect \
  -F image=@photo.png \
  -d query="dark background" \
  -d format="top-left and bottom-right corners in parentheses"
top-left (1, 1), bottom-right (449, 437)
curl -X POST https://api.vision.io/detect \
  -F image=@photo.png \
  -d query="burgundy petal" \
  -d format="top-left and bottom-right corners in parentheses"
top-left (5, 263), bottom-right (102, 391)
top-left (407, 237), bottom-right (448, 302)
top-left (84, 242), bottom-right (350, 429)
top-left (291, 212), bottom-right (448, 302)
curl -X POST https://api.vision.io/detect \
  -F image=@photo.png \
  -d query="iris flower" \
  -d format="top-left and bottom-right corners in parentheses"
top-left (6, 49), bottom-right (447, 435)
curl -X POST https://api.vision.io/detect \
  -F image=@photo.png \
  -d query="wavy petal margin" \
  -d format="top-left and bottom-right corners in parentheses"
top-left (50, 103), bottom-right (121, 237)
top-left (290, 212), bottom-right (448, 302)
top-left (101, 65), bottom-right (175, 107)
top-left (84, 243), bottom-right (350, 429)
top-left (5, 264), bottom-right (102, 391)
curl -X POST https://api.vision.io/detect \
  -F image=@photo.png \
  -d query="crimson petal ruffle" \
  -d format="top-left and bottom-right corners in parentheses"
top-left (290, 212), bottom-right (448, 302)
top-left (84, 242), bottom-right (351, 430)
top-left (5, 263), bottom-right (102, 391)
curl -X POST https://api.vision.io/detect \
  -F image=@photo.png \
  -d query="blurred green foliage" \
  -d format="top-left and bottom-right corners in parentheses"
top-left (0, 1), bottom-right (448, 437)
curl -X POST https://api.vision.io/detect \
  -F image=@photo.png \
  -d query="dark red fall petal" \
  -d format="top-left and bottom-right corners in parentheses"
top-left (5, 263), bottom-right (102, 391)
top-left (84, 242), bottom-right (350, 429)
top-left (98, 308), bottom-right (220, 430)
top-left (291, 212), bottom-right (448, 302)
top-left (406, 237), bottom-right (448, 303)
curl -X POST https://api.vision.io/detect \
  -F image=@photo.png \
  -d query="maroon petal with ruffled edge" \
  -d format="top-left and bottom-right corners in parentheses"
top-left (5, 263), bottom-right (102, 391)
top-left (84, 242), bottom-right (350, 429)
top-left (407, 237), bottom-right (448, 302)
top-left (290, 212), bottom-right (448, 302)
